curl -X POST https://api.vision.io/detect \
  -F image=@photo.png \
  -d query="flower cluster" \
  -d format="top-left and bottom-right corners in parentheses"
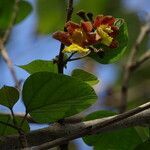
top-left (53, 15), bottom-right (119, 54)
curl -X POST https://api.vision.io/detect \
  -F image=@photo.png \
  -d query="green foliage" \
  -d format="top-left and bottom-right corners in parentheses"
top-left (22, 72), bottom-right (97, 123)
top-left (90, 19), bottom-right (128, 64)
top-left (75, 0), bottom-right (109, 16)
top-left (0, 114), bottom-right (29, 136)
top-left (0, 86), bottom-right (19, 109)
top-left (85, 110), bottom-right (116, 120)
top-left (36, 0), bottom-right (113, 34)
top-left (19, 60), bottom-right (58, 74)
top-left (83, 110), bottom-right (142, 150)
top-left (135, 139), bottom-right (150, 150)
top-left (37, 0), bottom-right (66, 34)
top-left (71, 69), bottom-right (99, 86)
top-left (0, 0), bottom-right (32, 35)
top-left (135, 127), bottom-right (150, 142)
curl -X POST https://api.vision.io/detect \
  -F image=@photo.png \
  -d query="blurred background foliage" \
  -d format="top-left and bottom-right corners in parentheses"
top-left (0, 0), bottom-right (32, 36)
top-left (0, 0), bottom-right (150, 149)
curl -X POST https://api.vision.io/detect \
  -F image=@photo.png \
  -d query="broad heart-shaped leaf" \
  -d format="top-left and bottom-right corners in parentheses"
top-left (0, 86), bottom-right (19, 109)
top-left (0, 0), bottom-right (32, 35)
top-left (22, 72), bottom-right (97, 123)
top-left (83, 110), bottom-right (142, 150)
top-left (89, 19), bottom-right (128, 64)
top-left (71, 69), bottom-right (99, 86)
top-left (0, 114), bottom-right (29, 136)
top-left (19, 60), bottom-right (58, 74)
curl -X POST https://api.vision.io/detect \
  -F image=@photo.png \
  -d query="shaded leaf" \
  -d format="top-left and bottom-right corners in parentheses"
top-left (135, 127), bottom-right (150, 142)
top-left (71, 69), bottom-right (99, 86)
top-left (0, 0), bottom-right (32, 35)
top-left (0, 86), bottom-right (19, 109)
top-left (22, 72), bottom-right (97, 123)
top-left (19, 60), bottom-right (58, 74)
top-left (0, 114), bottom-right (29, 136)
top-left (90, 19), bottom-right (128, 64)
top-left (85, 110), bottom-right (116, 121)
top-left (16, 0), bottom-right (32, 23)
top-left (83, 110), bottom-right (142, 150)
top-left (135, 139), bottom-right (150, 150)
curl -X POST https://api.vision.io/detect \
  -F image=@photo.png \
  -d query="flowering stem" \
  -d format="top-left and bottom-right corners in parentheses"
top-left (57, 0), bottom-right (74, 149)
top-left (67, 51), bottom-right (91, 62)
top-left (58, 0), bottom-right (73, 74)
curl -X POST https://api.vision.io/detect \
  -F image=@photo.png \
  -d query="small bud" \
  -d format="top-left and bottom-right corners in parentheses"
top-left (77, 10), bottom-right (88, 21)
top-left (87, 12), bottom-right (94, 22)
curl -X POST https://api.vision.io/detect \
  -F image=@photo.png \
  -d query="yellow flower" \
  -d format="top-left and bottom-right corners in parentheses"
top-left (63, 43), bottom-right (89, 53)
top-left (93, 15), bottom-right (119, 48)
top-left (97, 25), bottom-right (113, 46)
top-left (53, 21), bottom-right (97, 54)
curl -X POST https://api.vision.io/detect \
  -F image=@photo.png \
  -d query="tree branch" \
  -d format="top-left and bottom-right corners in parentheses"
top-left (58, 0), bottom-right (74, 74)
top-left (2, 0), bottom-right (19, 44)
top-left (0, 41), bottom-right (20, 89)
top-left (30, 101), bottom-right (150, 149)
top-left (0, 0), bottom-right (20, 89)
top-left (67, 51), bottom-right (91, 62)
top-left (130, 50), bottom-right (150, 70)
top-left (120, 22), bottom-right (150, 113)
top-left (0, 112), bottom-right (35, 123)
top-left (1, 102), bottom-right (150, 149)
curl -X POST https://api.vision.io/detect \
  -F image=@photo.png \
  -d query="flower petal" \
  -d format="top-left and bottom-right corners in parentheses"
top-left (52, 31), bottom-right (71, 46)
top-left (93, 15), bottom-right (104, 28)
top-left (81, 21), bottom-right (93, 32)
top-left (86, 32), bottom-right (100, 45)
top-left (65, 21), bottom-right (80, 34)
top-left (109, 40), bottom-right (119, 48)
top-left (63, 43), bottom-right (89, 53)
top-left (101, 16), bottom-right (116, 25)
top-left (109, 25), bottom-right (119, 37)
top-left (97, 26), bottom-right (113, 46)
top-left (93, 15), bottom-right (116, 28)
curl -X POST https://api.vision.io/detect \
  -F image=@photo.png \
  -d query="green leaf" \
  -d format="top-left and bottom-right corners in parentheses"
top-left (85, 110), bottom-right (116, 121)
top-left (0, 0), bottom-right (32, 35)
top-left (0, 86), bottom-right (19, 109)
top-left (19, 60), bottom-right (58, 74)
top-left (83, 110), bottom-right (142, 150)
top-left (0, 114), bottom-right (29, 136)
top-left (135, 139), bottom-right (150, 150)
top-left (37, 0), bottom-right (66, 34)
top-left (22, 72), bottom-right (97, 123)
top-left (71, 69), bottom-right (99, 86)
top-left (75, 0), bottom-right (108, 15)
top-left (135, 127), bottom-right (150, 142)
top-left (15, 0), bottom-right (32, 23)
top-left (90, 19), bottom-right (128, 64)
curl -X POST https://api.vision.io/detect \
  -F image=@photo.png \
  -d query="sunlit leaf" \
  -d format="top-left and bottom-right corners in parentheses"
top-left (22, 72), bottom-right (97, 123)
top-left (71, 69), bottom-right (99, 86)
top-left (19, 60), bottom-right (58, 74)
